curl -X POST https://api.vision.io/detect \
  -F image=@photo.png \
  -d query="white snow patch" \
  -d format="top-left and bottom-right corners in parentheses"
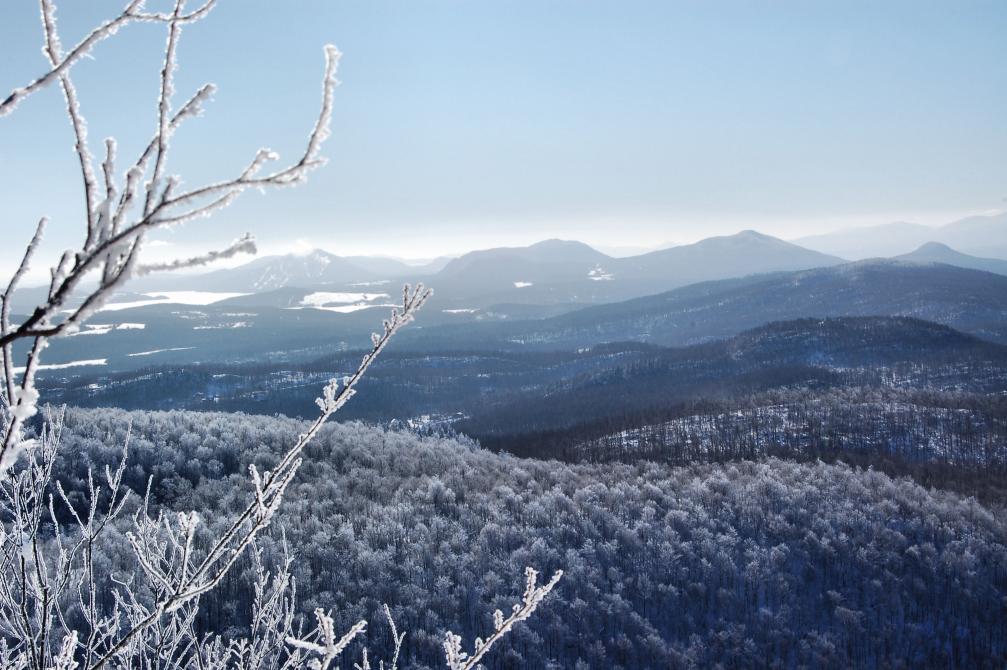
top-left (589, 267), bottom-right (615, 281)
top-left (301, 292), bottom-right (389, 307)
top-left (443, 308), bottom-right (479, 314)
top-left (98, 291), bottom-right (247, 312)
top-left (14, 359), bottom-right (107, 373)
top-left (67, 322), bottom-right (146, 336)
top-left (513, 281), bottom-right (533, 288)
top-left (98, 299), bottom-right (166, 311)
top-left (349, 280), bottom-right (392, 287)
top-left (292, 303), bottom-right (395, 314)
top-left (293, 291), bottom-right (393, 313)
top-left (128, 346), bottom-right (195, 357)
top-left (193, 322), bottom-right (251, 330)
top-left (68, 324), bottom-right (114, 337)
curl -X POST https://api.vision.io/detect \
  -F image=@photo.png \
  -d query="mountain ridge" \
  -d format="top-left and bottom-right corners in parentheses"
top-left (793, 212), bottom-right (1007, 260)
top-left (401, 259), bottom-right (1007, 350)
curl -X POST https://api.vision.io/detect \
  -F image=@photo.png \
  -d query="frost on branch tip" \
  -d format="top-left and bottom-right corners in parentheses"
top-left (10, 386), bottom-right (40, 422)
top-left (53, 630), bottom-right (79, 670)
top-left (444, 567), bottom-right (562, 670)
top-left (302, 45), bottom-right (343, 169)
top-left (0, 437), bottom-right (36, 475)
top-left (316, 376), bottom-right (354, 415)
top-left (286, 608), bottom-right (366, 670)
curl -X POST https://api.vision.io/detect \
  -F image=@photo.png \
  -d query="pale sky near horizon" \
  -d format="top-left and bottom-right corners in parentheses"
top-left (1, 0), bottom-right (1005, 279)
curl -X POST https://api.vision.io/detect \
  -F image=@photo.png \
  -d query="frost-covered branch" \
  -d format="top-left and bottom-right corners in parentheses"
top-left (0, 0), bottom-right (217, 118)
top-left (40, 0), bottom-right (100, 239)
top-left (134, 234), bottom-right (257, 276)
top-left (0, 41), bottom-right (341, 351)
top-left (1, 218), bottom-right (45, 410)
top-left (0, 1), bottom-right (341, 460)
top-left (286, 611), bottom-right (367, 670)
top-left (2, 0), bottom-right (143, 118)
top-left (443, 567), bottom-right (563, 670)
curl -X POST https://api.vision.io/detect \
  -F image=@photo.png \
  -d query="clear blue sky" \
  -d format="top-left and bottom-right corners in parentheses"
top-left (1, 0), bottom-right (1005, 275)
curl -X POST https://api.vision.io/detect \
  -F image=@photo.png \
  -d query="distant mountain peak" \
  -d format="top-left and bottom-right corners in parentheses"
top-left (529, 238), bottom-right (586, 248)
top-left (302, 248), bottom-right (337, 260)
top-left (735, 229), bottom-right (771, 239)
top-left (525, 238), bottom-right (608, 255)
top-left (622, 230), bottom-right (843, 282)
top-left (912, 241), bottom-right (955, 253)
top-left (895, 241), bottom-right (1007, 276)
top-left (695, 230), bottom-right (803, 248)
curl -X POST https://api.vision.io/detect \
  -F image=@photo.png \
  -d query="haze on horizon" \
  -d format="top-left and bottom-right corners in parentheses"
top-left (1, 0), bottom-right (1005, 275)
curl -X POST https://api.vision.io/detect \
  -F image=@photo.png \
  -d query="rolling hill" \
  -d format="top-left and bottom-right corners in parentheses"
top-left (459, 315), bottom-right (1007, 435)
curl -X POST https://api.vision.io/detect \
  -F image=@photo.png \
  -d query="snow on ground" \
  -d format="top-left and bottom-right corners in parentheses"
top-left (292, 291), bottom-right (393, 313)
top-left (99, 292), bottom-right (248, 312)
top-left (300, 292), bottom-right (389, 306)
top-left (193, 322), bottom-right (251, 330)
top-left (589, 267), bottom-right (615, 281)
top-left (14, 359), bottom-right (107, 373)
top-left (128, 347), bottom-right (195, 357)
top-left (300, 302), bottom-right (394, 314)
top-left (443, 308), bottom-right (480, 314)
top-left (68, 323), bottom-right (146, 336)
top-left (513, 281), bottom-right (533, 288)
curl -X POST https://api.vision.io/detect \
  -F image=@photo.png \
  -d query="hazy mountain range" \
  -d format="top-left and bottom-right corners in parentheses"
top-left (113, 227), bottom-right (1005, 315)
top-left (128, 230), bottom-right (844, 307)
top-left (17, 256), bottom-right (1007, 377)
top-left (15, 211), bottom-right (1005, 315)
top-left (127, 212), bottom-right (1004, 304)
top-left (10, 218), bottom-right (1007, 375)
top-left (792, 211), bottom-right (1007, 260)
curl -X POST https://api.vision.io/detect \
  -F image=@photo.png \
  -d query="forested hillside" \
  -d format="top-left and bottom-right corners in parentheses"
top-left (464, 316), bottom-right (1007, 433)
top-left (563, 387), bottom-right (1007, 501)
top-left (39, 316), bottom-right (1007, 424)
top-left (40, 317), bottom-right (1007, 507)
top-left (50, 408), bottom-right (1007, 669)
